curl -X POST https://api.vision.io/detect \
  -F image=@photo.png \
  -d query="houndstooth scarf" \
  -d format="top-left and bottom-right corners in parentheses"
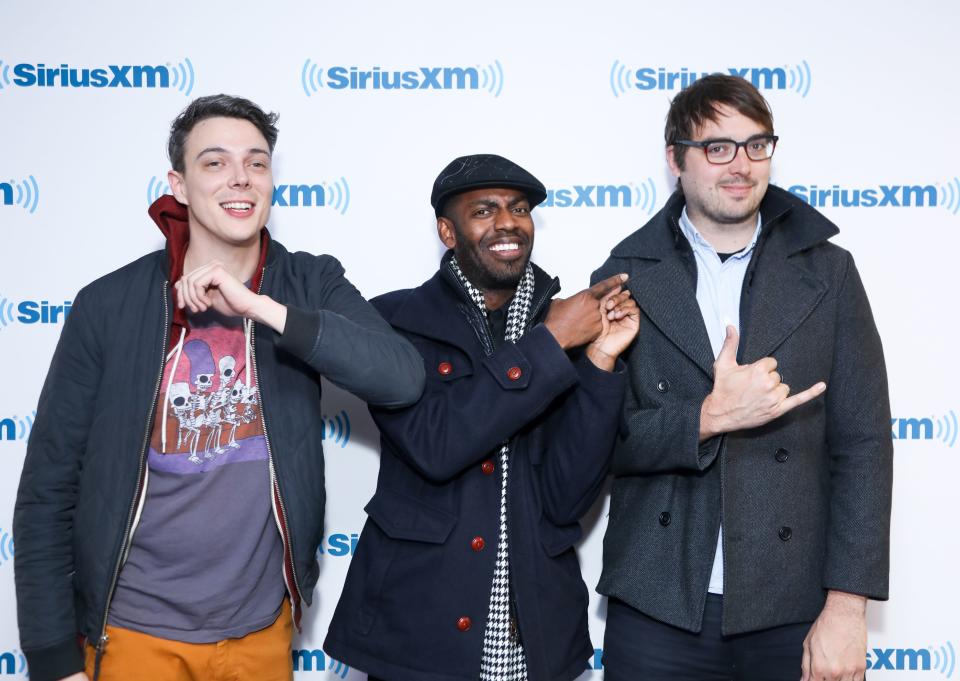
top-left (449, 255), bottom-right (533, 681)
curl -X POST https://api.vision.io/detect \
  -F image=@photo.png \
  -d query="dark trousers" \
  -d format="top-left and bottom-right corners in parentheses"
top-left (603, 595), bottom-right (813, 681)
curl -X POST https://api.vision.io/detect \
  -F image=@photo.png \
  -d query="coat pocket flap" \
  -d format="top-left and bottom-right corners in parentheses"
top-left (539, 517), bottom-right (583, 557)
top-left (365, 488), bottom-right (457, 544)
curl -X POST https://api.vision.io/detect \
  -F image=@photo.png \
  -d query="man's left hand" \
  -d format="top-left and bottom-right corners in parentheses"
top-left (801, 591), bottom-right (867, 681)
top-left (585, 288), bottom-right (639, 371)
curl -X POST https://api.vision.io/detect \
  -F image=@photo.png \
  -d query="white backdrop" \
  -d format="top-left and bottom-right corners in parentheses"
top-left (1, 0), bottom-right (957, 678)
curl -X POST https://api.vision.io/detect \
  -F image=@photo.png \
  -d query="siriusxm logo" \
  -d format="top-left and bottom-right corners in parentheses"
top-left (0, 650), bottom-right (26, 676)
top-left (610, 60), bottom-right (811, 97)
top-left (316, 532), bottom-right (359, 558)
top-left (147, 177), bottom-right (351, 215)
top-left (867, 642), bottom-right (955, 674)
top-left (273, 179), bottom-right (351, 215)
top-left (0, 528), bottom-right (13, 567)
top-left (786, 182), bottom-right (950, 209)
top-left (301, 59), bottom-right (504, 97)
top-left (0, 296), bottom-right (72, 329)
top-left (0, 296), bottom-right (72, 328)
top-left (0, 412), bottom-right (35, 442)
top-left (542, 179), bottom-right (658, 215)
top-left (891, 411), bottom-right (957, 446)
top-left (291, 650), bottom-right (349, 677)
top-left (321, 410), bottom-right (351, 448)
top-left (0, 58), bottom-right (195, 95)
top-left (0, 175), bottom-right (40, 214)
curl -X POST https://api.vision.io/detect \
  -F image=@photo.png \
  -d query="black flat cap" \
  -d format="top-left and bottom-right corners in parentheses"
top-left (431, 154), bottom-right (547, 217)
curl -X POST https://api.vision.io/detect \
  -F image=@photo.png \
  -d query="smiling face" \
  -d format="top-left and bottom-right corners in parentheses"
top-left (667, 104), bottom-right (771, 235)
top-left (438, 187), bottom-right (534, 299)
top-left (167, 116), bottom-right (273, 252)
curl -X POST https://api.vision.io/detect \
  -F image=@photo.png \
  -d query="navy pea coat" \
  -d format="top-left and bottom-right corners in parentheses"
top-left (324, 257), bottom-right (626, 681)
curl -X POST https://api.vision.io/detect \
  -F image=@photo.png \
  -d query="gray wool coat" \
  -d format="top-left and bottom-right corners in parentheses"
top-left (592, 185), bottom-right (893, 635)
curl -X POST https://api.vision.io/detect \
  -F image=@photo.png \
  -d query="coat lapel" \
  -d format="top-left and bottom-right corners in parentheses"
top-left (737, 244), bottom-right (828, 364)
top-left (737, 188), bottom-right (838, 363)
top-left (631, 259), bottom-right (716, 378)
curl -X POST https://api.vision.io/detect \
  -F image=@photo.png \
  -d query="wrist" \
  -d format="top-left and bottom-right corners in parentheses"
top-left (823, 590), bottom-right (867, 615)
top-left (585, 345), bottom-right (616, 372)
top-left (699, 395), bottom-right (722, 442)
top-left (249, 295), bottom-right (287, 334)
top-left (543, 321), bottom-right (572, 350)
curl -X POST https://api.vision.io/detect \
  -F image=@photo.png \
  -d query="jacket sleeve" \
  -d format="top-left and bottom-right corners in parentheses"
top-left (371, 324), bottom-right (581, 483)
top-left (536, 353), bottom-right (627, 526)
top-left (274, 255), bottom-right (425, 408)
top-left (591, 257), bottom-right (722, 475)
top-left (14, 288), bottom-right (99, 681)
top-left (822, 253), bottom-right (892, 599)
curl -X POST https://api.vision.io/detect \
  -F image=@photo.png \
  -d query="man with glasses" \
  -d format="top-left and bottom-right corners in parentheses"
top-left (593, 75), bottom-right (892, 681)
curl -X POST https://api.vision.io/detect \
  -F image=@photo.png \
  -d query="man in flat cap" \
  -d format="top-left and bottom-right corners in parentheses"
top-left (325, 154), bottom-right (639, 681)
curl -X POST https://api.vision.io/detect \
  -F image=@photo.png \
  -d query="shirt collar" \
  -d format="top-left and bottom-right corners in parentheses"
top-left (679, 206), bottom-right (763, 261)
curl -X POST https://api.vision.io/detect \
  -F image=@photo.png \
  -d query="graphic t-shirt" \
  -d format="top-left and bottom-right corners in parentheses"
top-left (109, 308), bottom-right (285, 642)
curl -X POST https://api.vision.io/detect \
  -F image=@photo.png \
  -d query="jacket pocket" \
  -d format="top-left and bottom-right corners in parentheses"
top-left (365, 487), bottom-right (457, 543)
top-left (538, 516), bottom-right (583, 557)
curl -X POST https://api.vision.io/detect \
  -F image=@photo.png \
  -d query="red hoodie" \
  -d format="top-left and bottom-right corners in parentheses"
top-left (147, 194), bottom-right (270, 350)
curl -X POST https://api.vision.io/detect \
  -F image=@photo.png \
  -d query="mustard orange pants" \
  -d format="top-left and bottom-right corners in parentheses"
top-left (84, 600), bottom-right (293, 681)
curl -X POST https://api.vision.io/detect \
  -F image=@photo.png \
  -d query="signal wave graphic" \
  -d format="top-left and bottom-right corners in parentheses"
top-left (7, 175), bottom-right (40, 213)
top-left (939, 177), bottom-right (960, 216)
top-left (478, 59), bottom-right (504, 97)
top-left (0, 294), bottom-right (15, 329)
top-left (630, 179), bottom-right (658, 215)
top-left (787, 60), bottom-right (812, 97)
top-left (0, 528), bottom-right (14, 567)
top-left (935, 410), bottom-right (958, 448)
top-left (329, 658), bottom-right (350, 679)
top-left (931, 641), bottom-right (956, 678)
top-left (5, 411), bottom-right (38, 441)
top-left (301, 59), bottom-right (324, 96)
top-left (165, 57), bottom-right (196, 96)
top-left (321, 410), bottom-right (351, 448)
top-left (147, 176), bottom-right (171, 205)
top-left (609, 59), bottom-right (632, 98)
top-left (324, 177), bottom-right (351, 215)
top-left (0, 60), bottom-right (9, 89)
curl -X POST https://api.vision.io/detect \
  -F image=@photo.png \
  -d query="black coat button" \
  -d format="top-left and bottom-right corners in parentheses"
top-left (778, 526), bottom-right (792, 541)
top-left (656, 379), bottom-right (670, 393)
top-left (775, 448), bottom-right (789, 463)
top-left (658, 511), bottom-right (671, 527)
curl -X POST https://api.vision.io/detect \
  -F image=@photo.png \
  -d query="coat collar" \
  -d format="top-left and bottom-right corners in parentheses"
top-left (382, 251), bottom-right (560, 351)
top-left (611, 185), bottom-right (840, 376)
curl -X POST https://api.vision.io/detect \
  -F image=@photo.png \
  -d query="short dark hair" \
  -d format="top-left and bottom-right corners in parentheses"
top-left (664, 75), bottom-right (774, 170)
top-left (168, 94), bottom-right (279, 173)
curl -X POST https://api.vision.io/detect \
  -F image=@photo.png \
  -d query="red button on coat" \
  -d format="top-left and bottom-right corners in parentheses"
top-left (506, 366), bottom-right (522, 381)
top-left (438, 361), bottom-right (453, 375)
top-left (481, 459), bottom-right (495, 475)
top-left (471, 536), bottom-right (486, 552)
top-left (457, 616), bottom-right (472, 632)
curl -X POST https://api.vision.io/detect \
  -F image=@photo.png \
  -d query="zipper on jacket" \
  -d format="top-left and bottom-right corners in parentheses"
top-left (93, 282), bottom-right (170, 678)
top-left (251, 272), bottom-right (305, 624)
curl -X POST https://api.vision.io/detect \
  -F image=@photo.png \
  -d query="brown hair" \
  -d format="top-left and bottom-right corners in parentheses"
top-left (665, 74), bottom-right (774, 170)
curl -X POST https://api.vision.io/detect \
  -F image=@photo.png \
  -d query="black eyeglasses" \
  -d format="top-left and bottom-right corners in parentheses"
top-left (673, 134), bottom-right (779, 164)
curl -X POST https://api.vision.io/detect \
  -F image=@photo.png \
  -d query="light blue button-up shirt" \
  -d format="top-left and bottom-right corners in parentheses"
top-left (678, 206), bottom-right (762, 595)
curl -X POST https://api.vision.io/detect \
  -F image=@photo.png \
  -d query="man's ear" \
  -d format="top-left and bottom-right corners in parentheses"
top-left (437, 217), bottom-right (457, 249)
top-left (666, 145), bottom-right (682, 178)
top-left (168, 169), bottom-right (189, 205)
